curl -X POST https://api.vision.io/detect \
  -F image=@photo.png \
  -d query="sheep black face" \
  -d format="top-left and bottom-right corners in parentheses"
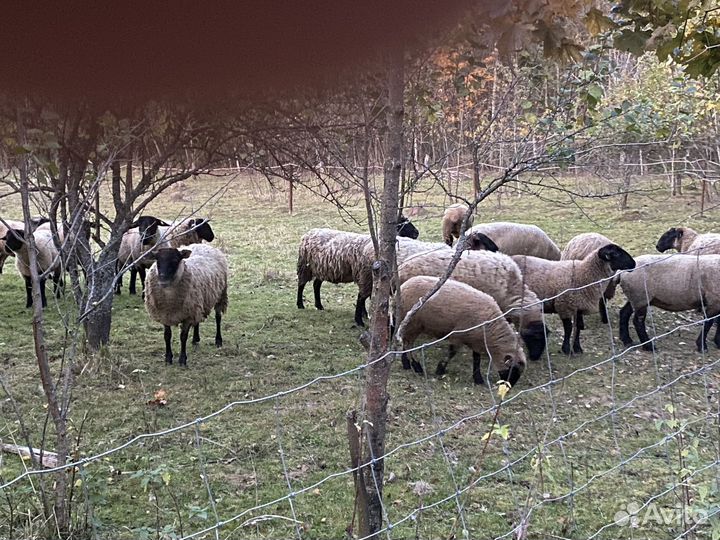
top-left (498, 355), bottom-right (525, 386)
top-left (397, 216), bottom-right (419, 239)
top-left (598, 244), bottom-right (636, 272)
top-left (521, 320), bottom-right (548, 361)
top-left (189, 219), bottom-right (215, 242)
top-left (154, 248), bottom-right (191, 286)
top-left (3, 229), bottom-right (25, 252)
top-left (130, 216), bottom-right (169, 246)
top-left (656, 228), bottom-right (682, 252)
top-left (466, 232), bottom-right (498, 252)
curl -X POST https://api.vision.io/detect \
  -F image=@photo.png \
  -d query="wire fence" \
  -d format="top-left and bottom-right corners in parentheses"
top-left (1, 244), bottom-right (720, 539)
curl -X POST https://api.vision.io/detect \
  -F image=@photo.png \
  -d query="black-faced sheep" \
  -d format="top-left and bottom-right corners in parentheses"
top-left (618, 254), bottom-right (720, 352)
top-left (116, 216), bottom-right (169, 295)
top-left (394, 234), bottom-right (498, 267)
top-left (157, 218), bottom-right (216, 248)
top-left (656, 227), bottom-right (720, 255)
top-left (144, 244), bottom-right (228, 366)
top-left (0, 217), bottom-right (49, 273)
top-left (398, 276), bottom-right (526, 385)
top-left (2, 228), bottom-right (62, 308)
top-left (512, 245), bottom-right (635, 355)
top-left (469, 222), bottom-right (561, 260)
top-left (296, 216), bottom-right (419, 327)
top-left (561, 232), bottom-right (616, 324)
top-left (397, 249), bottom-right (548, 361)
top-left (441, 203), bottom-right (474, 246)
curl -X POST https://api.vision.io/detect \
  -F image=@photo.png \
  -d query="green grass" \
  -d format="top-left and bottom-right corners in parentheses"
top-left (1, 173), bottom-right (720, 539)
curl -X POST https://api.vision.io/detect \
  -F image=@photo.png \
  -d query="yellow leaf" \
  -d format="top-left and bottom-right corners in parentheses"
top-left (497, 381), bottom-right (511, 399)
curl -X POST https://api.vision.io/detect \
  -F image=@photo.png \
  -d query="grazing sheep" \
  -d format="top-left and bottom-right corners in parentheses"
top-left (144, 244), bottom-right (228, 366)
top-left (296, 216), bottom-right (419, 327)
top-left (561, 232), bottom-right (616, 324)
top-left (442, 203), bottom-right (474, 246)
top-left (398, 249), bottom-right (548, 361)
top-left (0, 217), bottom-right (49, 273)
top-left (398, 276), bottom-right (526, 385)
top-left (469, 222), bottom-right (561, 260)
top-left (2, 228), bottom-right (62, 308)
top-left (115, 216), bottom-right (169, 295)
top-left (618, 254), bottom-right (720, 352)
top-left (656, 226), bottom-right (720, 255)
top-left (512, 244), bottom-right (635, 355)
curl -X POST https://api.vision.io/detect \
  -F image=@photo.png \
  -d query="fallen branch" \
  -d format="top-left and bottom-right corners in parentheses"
top-left (1, 443), bottom-right (59, 468)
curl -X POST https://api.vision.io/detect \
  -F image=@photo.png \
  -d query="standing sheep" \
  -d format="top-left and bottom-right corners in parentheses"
top-left (442, 203), bottom-right (474, 246)
top-left (144, 244), bottom-right (228, 366)
top-left (2, 228), bottom-right (62, 308)
top-left (0, 217), bottom-right (49, 273)
top-left (115, 216), bottom-right (169, 295)
top-left (656, 226), bottom-right (720, 255)
top-left (469, 222), bottom-right (561, 260)
top-left (296, 216), bottom-right (419, 327)
top-left (398, 249), bottom-right (548, 361)
top-left (561, 232), bottom-right (616, 324)
top-left (394, 234), bottom-right (498, 267)
top-left (512, 244), bottom-right (635, 355)
top-left (156, 218), bottom-right (216, 248)
top-left (618, 254), bottom-right (720, 352)
top-left (398, 276), bottom-right (526, 385)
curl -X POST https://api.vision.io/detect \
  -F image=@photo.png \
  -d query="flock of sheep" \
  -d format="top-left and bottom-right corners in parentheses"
top-left (297, 203), bottom-right (720, 387)
top-left (2, 200), bottom-right (720, 383)
top-left (0, 216), bottom-right (226, 366)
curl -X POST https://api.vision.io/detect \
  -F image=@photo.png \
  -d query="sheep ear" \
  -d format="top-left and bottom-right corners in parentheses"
top-left (180, 249), bottom-right (192, 259)
top-left (156, 219), bottom-right (170, 226)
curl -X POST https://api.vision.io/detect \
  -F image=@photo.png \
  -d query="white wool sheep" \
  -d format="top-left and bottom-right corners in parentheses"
top-left (0, 217), bottom-right (48, 273)
top-left (441, 203), bottom-right (474, 246)
top-left (512, 244), bottom-right (635, 355)
top-left (618, 254), bottom-right (720, 352)
top-left (561, 232), bottom-right (616, 324)
top-left (2, 228), bottom-right (62, 308)
top-left (392, 234), bottom-right (498, 268)
top-left (469, 222), bottom-right (561, 260)
top-left (397, 249), bottom-right (548, 361)
top-left (656, 226), bottom-right (720, 255)
top-left (296, 217), bottom-right (419, 327)
top-left (115, 216), bottom-right (169, 295)
top-left (156, 218), bottom-right (215, 249)
top-left (398, 276), bottom-right (526, 385)
top-left (144, 243), bottom-right (228, 366)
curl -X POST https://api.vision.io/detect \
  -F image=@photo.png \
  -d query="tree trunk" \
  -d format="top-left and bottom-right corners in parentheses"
top-left (83, 248), bottom-right (120, 350)
top-left (353, 47), bottom-right (404, 539)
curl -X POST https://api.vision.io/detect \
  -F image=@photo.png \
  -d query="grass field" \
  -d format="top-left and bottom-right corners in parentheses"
top-left (1, 173), bottom-right (720, 539)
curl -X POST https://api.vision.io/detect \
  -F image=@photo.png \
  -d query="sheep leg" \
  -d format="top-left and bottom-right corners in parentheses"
top-left (53, 268), bottom-right (62, 298)
top-left (696, 317), bottom-right (715, 353)
top-left (129, 267), bottom-right (138, 295)
top-left (192, 324), bottom-right (200, 346)
top-left (115, 261), bottom-right (122, 295)
top-left (632, 307), bottom-right (655, 352)
top-left (572, 312), bottom-right (584, 354)
top-left (436, 344), bottom-right (457, 376)
top-left (618, 302), bottom-right (634, 346)
top-left (40, 278), bottom-right (48, 308)
top-left (472, 352), bottom-right (484, 385)
top-left (401, 352), bottom-right (412, 370)
top-left (178, 324), bottom-right (190, 366)
top-left (138, 267), bottom-right (147, 298)
top-left (313, 279), bottom-right (324, 310)
top-left (561, 318), bottom-right (573, 355)
top-left (714, 317), bottom-right (720, 349)
top-left (215, 311), bottom-right (223, 348)
top-left (23, 276), bottom-right (33, 308)
top-left (164, 325), bottom-right (174, 364)
top-left (353, 293), bottom-right (366, 327)
top-left (599, 297), bottom-right (609, 325)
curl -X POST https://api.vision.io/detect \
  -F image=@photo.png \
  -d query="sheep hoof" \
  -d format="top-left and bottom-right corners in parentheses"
top-left (178, 354), bottom-right (187, 366)
top-left (696, 341), bottom-right (708, 353)
top-left (561, 344), bottom-right (571, 356)
top-left (297, 303), bottom-right (305, 309)
top-left (315, 304), bottom-right (324, 311)
top-left (165, 354), bottom-right (173, 365)
top-left (411, 360), bottom-right (424, 374)
top-left (435, 363), bottom-right (448, 376)
top-left (192, 341), bottom-right (200, 350)
top-left (401, 354), bottom-right (411, 370)
top-left (215, 338), bottom-right (223, 348)
top-left (641, 342), bottom-right (655, 352)
top-left (573, 345), bottom-right (584, 355)
top-left (115, 289), bottom-right (121, 296)
top-left (621, 339), bottom-right (634, 348)
top-left (354, 319), bottom-right (365, 328)
top-left (129, 289), bottom-right (136, 296)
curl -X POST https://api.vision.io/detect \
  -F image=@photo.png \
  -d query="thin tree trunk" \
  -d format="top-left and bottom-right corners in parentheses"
top-left (354, 48), bottom-right (404, 539)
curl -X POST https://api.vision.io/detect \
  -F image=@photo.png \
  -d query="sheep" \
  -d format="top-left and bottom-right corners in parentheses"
top-left (512, 244), bottom-right (635, 355)
top-left (394, 234), bottom-right (498, 266)
top-left (441, 203), bottom-right (474, 246)
top-left (398, 276), bottom-right (526, 385)
top-left (156, 218), bottom-right (215, 249)
top-left (2, 228), bottom-right (62, 308)
top-left (618, 254), bottom-right (720, 352)
top-left (561, 232), bottom-right (616, 324)
top-left (144, 243), bottom-right (228, 366)
top-left (0, 217), bottom-right (49, 273)
top-left (115, 216), bottom-right (169, 295)
top-left (397, 249), bottom-right (548, 361)
top-left (296, 216), bottom-right (419, 327)
top-left (468, 222), bottom-right (561, 260)
top-left (656, 226), bottom-right (720, 255)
